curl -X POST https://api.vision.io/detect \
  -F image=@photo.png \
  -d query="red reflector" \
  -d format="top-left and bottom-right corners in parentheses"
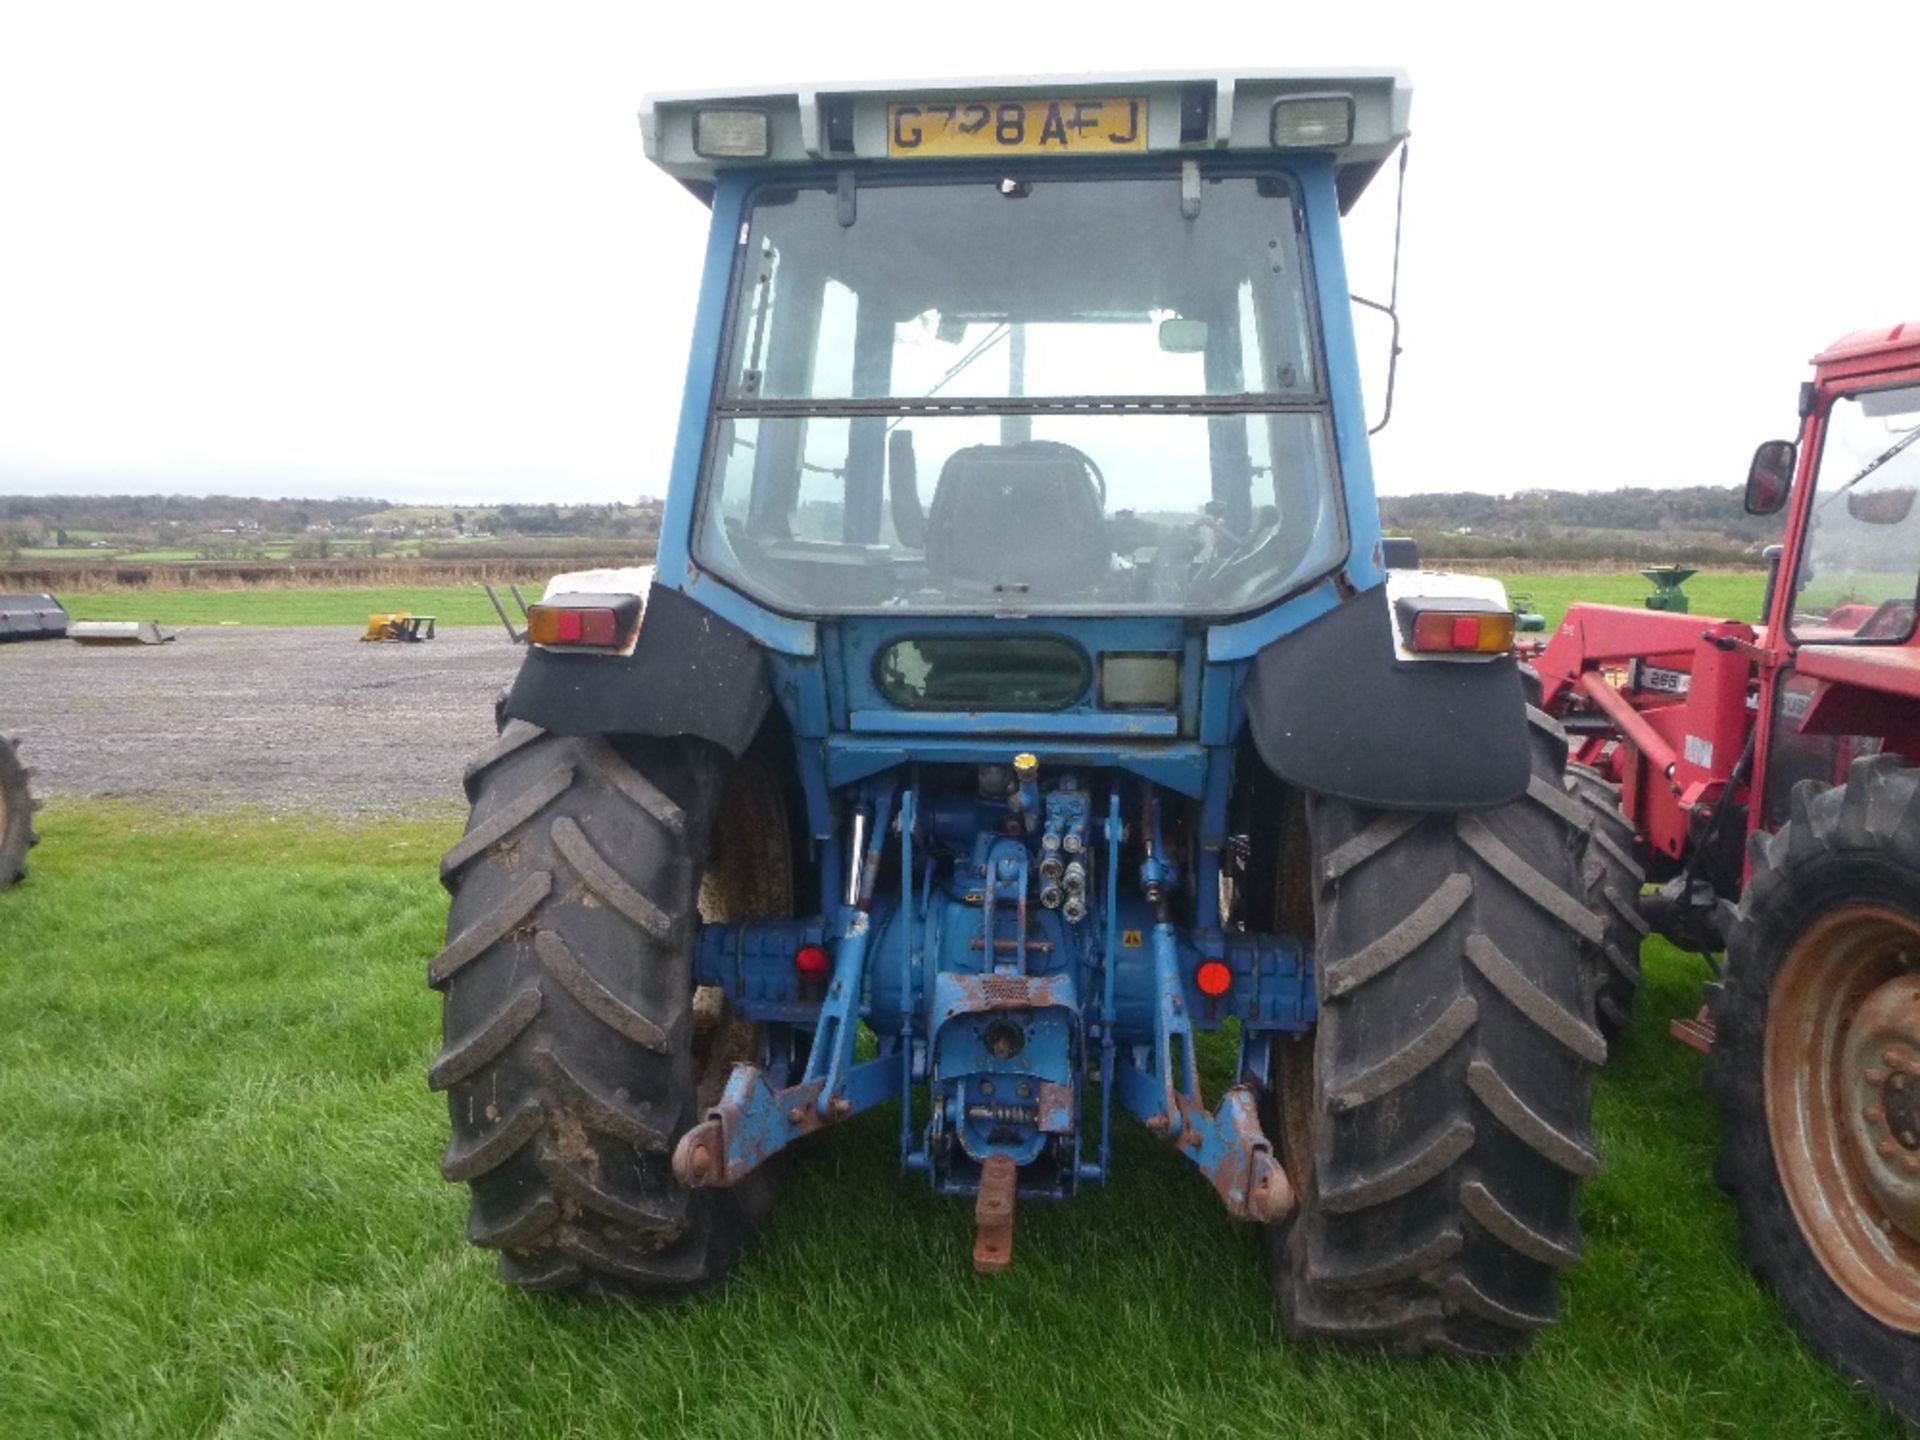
top-left (794, 944), bottom-right (830, 978)
top-left (1195, 959), bottom-right (1233, 998)
top-left (1451, 616), bottom-right (1480, 650)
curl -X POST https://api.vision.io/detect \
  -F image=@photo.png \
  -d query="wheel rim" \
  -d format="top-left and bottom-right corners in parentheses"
top-left (1766, 903), bottom-right (1920, 1331)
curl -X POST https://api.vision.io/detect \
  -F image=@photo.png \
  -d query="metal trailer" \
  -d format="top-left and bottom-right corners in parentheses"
top-left (430, 72), bottom-right (1612, 1359)
top-left (1530, 320), bottom-right (1920, 1419)
top-left (0, 593), bottom-right (69, 643)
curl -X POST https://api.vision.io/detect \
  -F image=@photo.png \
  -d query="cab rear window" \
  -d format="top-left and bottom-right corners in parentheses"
top-left (874, 636), bottom-right (1090, 710)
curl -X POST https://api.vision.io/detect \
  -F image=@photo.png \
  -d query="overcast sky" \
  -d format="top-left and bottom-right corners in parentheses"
top-left (2, 1), bottom-right (1915, 504)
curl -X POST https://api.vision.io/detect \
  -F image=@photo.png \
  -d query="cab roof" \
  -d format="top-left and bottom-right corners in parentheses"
top-left (641, 70), bottom-right (1411, 213)
top-left (1815, 320), bottom-right (1920, 367)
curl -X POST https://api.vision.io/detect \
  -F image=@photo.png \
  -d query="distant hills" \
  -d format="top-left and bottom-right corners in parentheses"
top-left (0, 485), bottom-right (1777, 567)
top-left (0, 496), bottom-right (663, 566)
top-left (1380, 485), bottom-right (1779, 564)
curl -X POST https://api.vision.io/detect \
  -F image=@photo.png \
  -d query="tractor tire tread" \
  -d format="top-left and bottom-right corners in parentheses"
top-left (467, 1191), bottom-right (561, 1251)
top-left (1327, 996), bottom-right (1478, 1111)
top-left (1271, 716), bottom-right (1599, 1356)
top-left (440, 761), bottom-right (575, 882)
top-left (428, 986), bottom-right (543, 1091)
top-left (1322, 873), bottom-right (1472, 998)
top-left (1464, 933), bottom-right (1608, 1064)
top-left (440, 1099), bottom-right (544, 1182)
top-left (530, 1043), bottom-right (673, 1151)
top-left (1563, 761), bottom-right (1645, 1050)
top-left (429, 871), bottom-right (552, 988)
top-left (433, 728), bottom-right (760, 1296)
top-left (1309, 1225), bottom-right (1463, 1292)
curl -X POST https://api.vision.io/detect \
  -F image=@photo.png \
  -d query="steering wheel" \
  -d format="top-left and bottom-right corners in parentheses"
top-left (1085, 453), bottom-right (1107, 508)
top-left (1188, 516), bottom-right (1283, 604)
top-left (1857, 596), bottom-right (1918, 640)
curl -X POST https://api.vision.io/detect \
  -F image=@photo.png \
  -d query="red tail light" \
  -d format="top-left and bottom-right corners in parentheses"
top-left (525, 593), bottom-right (642, 649)
top-left (1396, 596), bottom-right (1516, 655)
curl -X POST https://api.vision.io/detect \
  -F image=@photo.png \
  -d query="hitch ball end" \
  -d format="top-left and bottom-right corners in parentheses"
top-left (1248, 1152), bottom-right (1295, 1224)
top-left (672, 1118), bottom-right (724, 1188)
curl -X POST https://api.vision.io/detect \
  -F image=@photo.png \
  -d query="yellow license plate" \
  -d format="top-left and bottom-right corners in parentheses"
top-left (887, 97), bottom-right (1147, 157)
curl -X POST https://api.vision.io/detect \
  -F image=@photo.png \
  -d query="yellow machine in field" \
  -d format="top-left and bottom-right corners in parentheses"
top-left (361, 613), bottom-right (436, 643)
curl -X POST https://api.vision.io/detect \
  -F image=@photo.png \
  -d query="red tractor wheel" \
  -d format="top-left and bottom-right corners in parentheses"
top-left (1711, 755), bottom-right (1920, 1420)
top-left (1768, 904), bottom-right (1920, 1323)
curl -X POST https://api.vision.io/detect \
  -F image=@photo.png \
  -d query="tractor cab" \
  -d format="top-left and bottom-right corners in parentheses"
top-left (643, 73), bottom-right (1408, 640)
top-left (1752, 335), bottom-right (1920, 648)
top-left (1747, 323), bottom-right (1920, 830)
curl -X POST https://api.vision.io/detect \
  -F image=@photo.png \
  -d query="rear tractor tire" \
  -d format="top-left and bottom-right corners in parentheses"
top-left (1268, 706), bottom-right (1606, 1355)
top-left (1563, 761), bottom-right (1648, 1047)
top-left (0, 735), bottom-right (38, 891)
top-left (1709, 754), bottom-right (1920, 1421)
top-left (429, 722), bottom-right (788, 1294)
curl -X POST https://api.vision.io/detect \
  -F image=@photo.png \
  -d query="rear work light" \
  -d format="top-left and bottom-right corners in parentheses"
top-left (1395, 596), bottom-right (1517, 655)
top-left (1271, 95), bottom-right (1354, 148)
top-left (525, 593), bottom-right (643, 650)
top-left (694, 108), bottom-right (771, 158)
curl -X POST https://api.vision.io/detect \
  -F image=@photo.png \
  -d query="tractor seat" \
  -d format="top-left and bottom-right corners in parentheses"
top-left (924, 441), bottom-right (1110, 600)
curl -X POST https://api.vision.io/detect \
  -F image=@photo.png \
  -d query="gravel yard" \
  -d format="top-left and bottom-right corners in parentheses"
top-left (0, 627), bottom-right (521, 817)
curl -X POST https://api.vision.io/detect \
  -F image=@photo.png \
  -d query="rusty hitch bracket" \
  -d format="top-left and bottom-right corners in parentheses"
top-left (1110, 789), bottom-right (1295, 1224)
top-left (973, 1153), bottom-right (1018, 1274)
top-left (675, 779), bottom-right (903, 1191)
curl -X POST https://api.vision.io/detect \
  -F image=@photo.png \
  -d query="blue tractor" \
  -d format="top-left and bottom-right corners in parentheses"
top-left (432, 71), bottom-right (1611, 1352)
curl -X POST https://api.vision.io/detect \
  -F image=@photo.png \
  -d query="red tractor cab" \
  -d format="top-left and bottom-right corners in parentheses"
top-left (1533, 319), bottom-right (1920, 1419)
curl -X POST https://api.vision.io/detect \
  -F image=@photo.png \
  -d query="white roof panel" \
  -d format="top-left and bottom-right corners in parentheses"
top-left (640, 70), bottom-right (1410, 212)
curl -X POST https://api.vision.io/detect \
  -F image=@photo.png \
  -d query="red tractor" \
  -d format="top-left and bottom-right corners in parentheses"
top-left (1533, 320), bottom-right (1920, 1417)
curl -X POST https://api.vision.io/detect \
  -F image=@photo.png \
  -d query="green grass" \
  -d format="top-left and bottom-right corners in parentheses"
top-left (0, 804), bottom-right (1891, 1437)
top-left (47, 571), bottom-right (1768, 632)
top-left (1500, 571), bottom-right (1767, 629)
top-left (58, 585), bottom-right (514, 628)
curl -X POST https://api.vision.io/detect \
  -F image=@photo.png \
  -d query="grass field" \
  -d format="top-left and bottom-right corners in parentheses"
top-left (1502, 570), bottom-right (1766, 627)
top-left (58, 585), bottom-right (517, 628)
top-left (50, 570), bottom-right (1769, 632)
top-left (0, 804), bottom-right (1890, 1438)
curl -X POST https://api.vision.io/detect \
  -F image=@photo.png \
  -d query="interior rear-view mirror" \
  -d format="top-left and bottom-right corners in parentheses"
top-left (1745, 440), bottom-right (1795, 516)
top-left (1847, 487), bottom-right (1917, 525)
top-left (1158, 318), bottom-right (1208, 354)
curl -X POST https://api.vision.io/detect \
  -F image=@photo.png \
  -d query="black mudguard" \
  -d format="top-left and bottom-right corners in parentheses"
top-left (501, 583), bottom-right (772, 756)
top-left (1242, 585), bottom-right (1530, 812)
